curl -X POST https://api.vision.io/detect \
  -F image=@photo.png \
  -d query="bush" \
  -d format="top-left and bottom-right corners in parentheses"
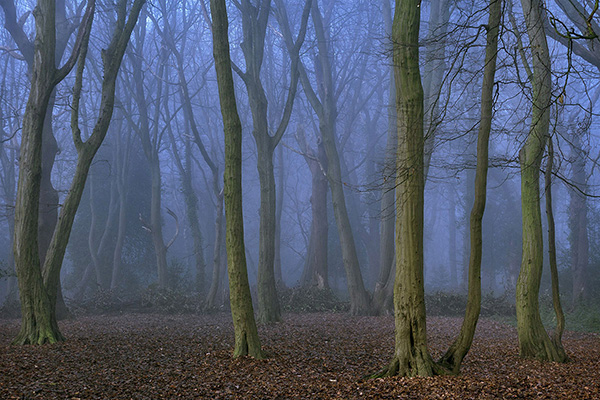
top-left (279, 286), bottom-right (349, 313)
top-left (425, 291), bottom-right (515, 317)
top-left (140, 284), bottom-right (204, 314)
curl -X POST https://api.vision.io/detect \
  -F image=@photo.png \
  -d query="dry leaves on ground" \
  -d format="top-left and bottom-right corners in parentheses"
top-left (1, 312), bottom-right (598, 399)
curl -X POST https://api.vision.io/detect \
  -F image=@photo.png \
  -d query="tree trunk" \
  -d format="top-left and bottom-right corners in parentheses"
top-left (544, 138), bottom-right (567, 359)
top-left (13, 0), bottom-right (142, 344)
top-left (568, 133), bottom-right (588, 306)
top-left (375, 0), bottom-right (446, 377)
top-left (299, 134), bottom-right (329, 290)
top-left (438, 0), bottom-right (501, 373)
top-left (13, 0), bottom-right (82, 345)
top-left (149, 160), bottom-right (169, 288)
top-left (206, 195), bottom-right (225, 309)
top-left (256, 138), bottom-right (281, 323)
top-left (274, 145), bottom-right (284, 287)
top-left (211, 0), bottom-right (263, 358)
top-left (516, 0), bottom-right (566, 362)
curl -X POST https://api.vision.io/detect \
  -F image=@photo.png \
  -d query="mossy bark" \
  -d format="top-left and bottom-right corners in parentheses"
top-left (14, 0), bottom-right (142, 345)
top-left (516, 0), bottom-right (567, 362)
top-left (376, 0), bottom-right (445, 377)
top-left (211, 0), bottom-right (263, 358)
top-left (438, 0), bottom-right (501, 374)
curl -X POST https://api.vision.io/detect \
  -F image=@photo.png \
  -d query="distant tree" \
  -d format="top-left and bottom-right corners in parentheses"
top-left (278, 0), bottom-right (371, 315)
top-left (210, 0), bottom-right (263, 358)
top-left (12, 0), bottom-right (144, 344)
top-left (233, 0), bottom-right (310, 323)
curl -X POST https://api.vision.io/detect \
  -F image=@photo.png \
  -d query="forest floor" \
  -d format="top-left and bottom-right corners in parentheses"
top-left (1, 312), bottom-right (599, 399)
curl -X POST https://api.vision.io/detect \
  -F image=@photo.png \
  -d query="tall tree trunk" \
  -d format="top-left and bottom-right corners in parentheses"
top-left (297, 127), bottom-right (329, 290)
top-left (438, 0), bottom-right (501, 373)
top-left (274, 145), bottom-right (284, 287)
top-left (14, 0), bottom-right (141, 344)
top-left (568, 132), bottom-right (588, 306)
top-left (516, 0), bottom-right (566, 362)
top-left (375, 0), bottom-right (445, 377)
top-left (373, 0), bottom-right (397, 315)
top-left (211, 0), bottom-right (263, 358)
top-left (13, 0), bottom-right (94, 345)
top-left (544, 138), bottom-right (567, 359)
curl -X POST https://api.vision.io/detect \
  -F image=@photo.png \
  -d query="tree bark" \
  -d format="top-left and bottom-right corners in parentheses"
top-left (211, 0), bottom-right (263, 358)
top-left (375, 0), bottom-right (445, 377)
top-left (544, 138), bottom-right (567, 360)
top-left (516, 0), bottom-right (566, 362)
top-left (297, 126), bottom-right (329, 290)
top-left (438, 0), bottom-right (501, 373)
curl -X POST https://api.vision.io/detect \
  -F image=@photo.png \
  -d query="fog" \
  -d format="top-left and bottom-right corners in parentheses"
top-left (0, 0), bottom-right (598, 323)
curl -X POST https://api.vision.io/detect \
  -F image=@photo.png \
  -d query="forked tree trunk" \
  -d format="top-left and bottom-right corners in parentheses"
top-left (516, 0), bottom-right (566, 362)
top-left (438, 0), bottom-right (501, 373)
top-left (14, 0), bottom-right (142, 344)
top-left (211, 0), bottom-right (263, 358)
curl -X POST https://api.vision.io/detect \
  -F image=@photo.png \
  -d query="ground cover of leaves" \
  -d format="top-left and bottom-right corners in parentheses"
top-left (1, 312), bottom-right (598, 399)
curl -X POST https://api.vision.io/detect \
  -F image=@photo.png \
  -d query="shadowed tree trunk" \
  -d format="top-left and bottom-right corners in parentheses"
top-left (278, 0), bottom-right (371, 315)
top-left (13, 0), bottom-right (143, 344)
top-left (516, 0), bottom-right (567, 362)
top-left (374, 0), bottom-right (446, 377)
top-left (568, 131), bottom-right (589, 306)
top-left (296, 125), bottom-right (329, 290)
top-left (438, 0), bottom-right (501, 373)
top-left (544, 138), bottom-right (567, 360)
top-left (235, 0), bottom-right (310, 323)
top-left (372, 0), bottom-right (396, 316)
top-left (210, 0), bottom-right (263, 358)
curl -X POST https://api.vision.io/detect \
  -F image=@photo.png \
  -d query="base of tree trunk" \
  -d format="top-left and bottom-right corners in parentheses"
top-left (233, 332), bottom-right (265, 359)
top-left (12, 318), bottom-right (64, 345)
top-left (369, 350), bottom-right (448, 378)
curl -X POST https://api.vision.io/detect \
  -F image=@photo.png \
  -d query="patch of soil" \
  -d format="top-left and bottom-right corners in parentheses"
top-left (1, 313), bottom-right (598, 399)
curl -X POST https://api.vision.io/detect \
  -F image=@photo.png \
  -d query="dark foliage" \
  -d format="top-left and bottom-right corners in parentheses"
top-left (425, 291), bottom-right (515, 317)
top-left (278, 287), bottom-right (349, 312)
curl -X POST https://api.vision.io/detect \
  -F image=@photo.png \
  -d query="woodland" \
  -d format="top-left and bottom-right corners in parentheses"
top-left (0, 0), bottom-right (600, 398)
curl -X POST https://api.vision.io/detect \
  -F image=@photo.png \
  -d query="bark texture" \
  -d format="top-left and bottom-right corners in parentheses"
top-left (377, 0), bottom-right (445, 377)
top-left (516, 0), bottom-right (567, 362)
top-left (211, 0), bottom-right (263, 358)
top-left (438, 0), bottom-right (501, 373)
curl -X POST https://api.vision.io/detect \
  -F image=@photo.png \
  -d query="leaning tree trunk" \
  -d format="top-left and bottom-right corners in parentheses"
top-left (211, 0), bottom-right (263, 358)
top-left (516, 0), bottom-right (567, 362)
top-left (14, 0), bottom-right (142, 344)
top-left (438, 0), bottom-right (501, 374)
top-left (13, 0), bottom-right (94, 345)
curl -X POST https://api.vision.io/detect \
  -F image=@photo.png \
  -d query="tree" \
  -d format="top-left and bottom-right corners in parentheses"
top-left (210, 0), bottom-right (263, 358)
top-left (438, 0), bottom-right (502, 373)
top-left (234, 0), bottom-right (310, 323)
top-left (374, 0), bottom-right (445, 377)
top-left (13, 0), bottom-right (144, 344)
top-left (277, 0), bottom-right (371, 315)
top-left (0, 0), bottom-right (87, 319)
top-left (515, 0), bottom-right (567, 362)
